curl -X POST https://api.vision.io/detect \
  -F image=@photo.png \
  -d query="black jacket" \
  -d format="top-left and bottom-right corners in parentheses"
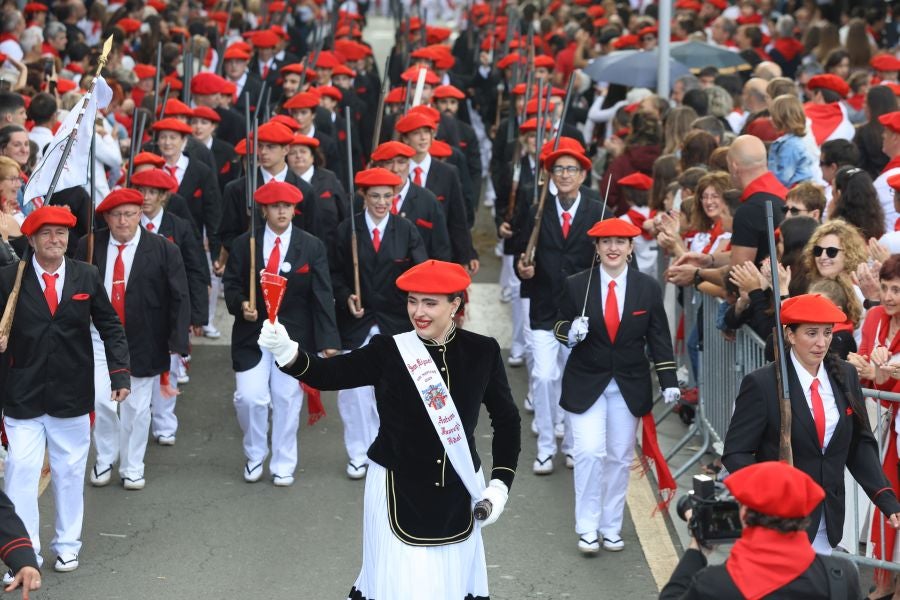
top-left (723, 359), bottom-right (900, 546)
top-left (152, 212), bottom-right (211, 327)
top-left (396, 184), bottom-right (452, 261)
top-left (209, 137), bottom-right (239, 194)
top-left (282, 328), bottom-right (521, 543)
top-left (223, 225), bottom-right (340, 372)
top-left (422, 158), bottom-right (476, 265)
top-left (307, 166), bottom-right (349, 247)
top-left (77, 229), bottom-right (191, 377)
top-left (0, 258), bottom-right (130, 418)
top-left (214, 106), bottom-right (247, 147)
top-left (172, 157), bottom-right (223, 258)
top-left (555, 266), bottom-right (678, 417)
top-left (329, 213), bottom-right (427, 349)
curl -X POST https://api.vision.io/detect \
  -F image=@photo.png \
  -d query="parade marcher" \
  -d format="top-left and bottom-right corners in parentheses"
top-left (516, 143), bottom-right (607, 474)
top-left (222, 45), bottom-right (263, 116)
top-left (328, 167), bottom-right (428, 479)
top-left (223, 181), bottom-right (340, 485)
top-left (189, 72), bottom-right (246, 148)
top-left (79, 188), bottom-right (190, 491)
top-left (286, 133), bottom-right (348, 248)
top-left (370, 140), bottom-right (452, 261)
top-left (723, 294), bottom-right (900, 554)
top-left (283, 91), bottom-right (345, 186)
top-left (0, 206), bottom-right (130, 572)
top-left (131, 168), bottom-right (211, 445)
top-left (659, 461), bottom-right (861, 599)
top-left (257, 258), bottom-right (521, 599)
top-left (555, 218), bottom-right (679, 554)
top-left (190, 105), bottom-right (239, 195)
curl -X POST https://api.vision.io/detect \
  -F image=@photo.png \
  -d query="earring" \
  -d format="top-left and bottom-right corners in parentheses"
top-left (626, 254), bottom-right (633, 263)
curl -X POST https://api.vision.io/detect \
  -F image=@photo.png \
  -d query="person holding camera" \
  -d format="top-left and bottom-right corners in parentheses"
top-left (660, 461), bottom-right (860, 599)
top-left (723, 293), bottom-right (900, 555)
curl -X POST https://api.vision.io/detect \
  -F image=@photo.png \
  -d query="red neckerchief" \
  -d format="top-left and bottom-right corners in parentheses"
top-left (753, 46), bottom-right (772, 62)
top-left (804, 102), bottom-right (845, 145)
top-left (701, 220), bottom-right (724, 254)
top-left (868, 25), bottom-right (882, 44)
top-left (626, 208), bottom-right (657, 240)
top-left (847, 94), bottom-right (866, 111)
top-left (726, 526), bottom-right (816, 600)
top-left (883, 154), bottom-right (900, 175)
top-left (739, 171), bottom-right (787, 202)
top-left (40, 42), bottom-right (59, 58)
top-left (832, 319), bottom-right (854, 333)
top-left (0, 33), bottom-right (17, 43)
top-left (895, 217), bottom-right (900, 232)
top-left (773, 37), bottom-right (804, 62)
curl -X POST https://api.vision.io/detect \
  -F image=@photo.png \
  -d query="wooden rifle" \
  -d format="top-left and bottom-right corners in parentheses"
top-left (346, 106), bottom-right (362, 312)
top-left (371, 55), bottom-right (391, 154)
top-left (766, 200), bottom-right (792, 464)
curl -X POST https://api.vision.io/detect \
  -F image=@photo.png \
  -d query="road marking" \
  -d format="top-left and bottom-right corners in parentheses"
top-left (628, 467), bottom-right (680, 591)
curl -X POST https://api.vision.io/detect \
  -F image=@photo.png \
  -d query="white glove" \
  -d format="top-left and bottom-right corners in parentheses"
top-left (478, 479), bottom-right (509, 527)
top-left (258, 318), bottom-right (299, 367)
top-left (567, 316), bottom-right (590, 348)
top-left (663, 387), bottom-right (681, 404)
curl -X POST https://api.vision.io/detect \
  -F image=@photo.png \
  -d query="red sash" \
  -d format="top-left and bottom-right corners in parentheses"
top-left (726, 526), bottom-right (817, 600)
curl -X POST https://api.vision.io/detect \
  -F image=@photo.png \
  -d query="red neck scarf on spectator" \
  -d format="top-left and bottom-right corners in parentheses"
top-left (702, 221), bottom-right (724, 254)
top-left (739, 172), bottom-right (787, 202)
top-left (882, 155), bottom-right (900, 175)
top-left (726, 526), bottom-right (816, 600)
top-left (0, 33), bottom-right (16, 43)
top-left (626, 208), bottom-right (657, 240)
top-left (773, 37), bottom-right (804, 62)
top-left (846, 94), bottom-right (866, 111)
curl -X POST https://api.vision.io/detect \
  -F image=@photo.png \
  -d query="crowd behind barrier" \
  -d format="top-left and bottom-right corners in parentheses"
top-left (662, 285), bottom-right (900, 572)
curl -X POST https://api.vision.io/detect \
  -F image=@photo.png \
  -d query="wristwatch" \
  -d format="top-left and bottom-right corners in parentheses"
top-left (692, 268), bottom-right (703, 287)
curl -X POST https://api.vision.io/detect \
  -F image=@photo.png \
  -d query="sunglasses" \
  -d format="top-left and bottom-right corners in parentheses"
top-left (781, 206), bottom-right (805, 215)
top-left (812, 245), bottom-right (842, 258)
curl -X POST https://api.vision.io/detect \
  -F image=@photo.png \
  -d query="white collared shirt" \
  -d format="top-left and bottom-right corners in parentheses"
top-left (141, 210), bottom-right (164, 234)
top-left (232, 71), bottom-right (248, 99)
top-left (263, 224), bottom-right (292, 273)
top-left (32, 255), bottom-right (65, 303)
top-left (556, 193), bottom-right (581, 231)
top-left (410, 153), bottom-right (432, 185)
top-left (258, 58), bottom-right (274, 76)
top-left (599, 265), bottom-right (627, 320)
top-left (396, 179), bottom-right (411, 213)
top-left (365, 211), bottom-right (388, 242)
top-left (790, 349), bottom-right (839, 450)
top-left (261, 164), bottom-right (289, 185)
top-left (104, 227), bottom-right (142, 298)
top-left (164, 154), bottom-right (189, 185)
top-left (299, 165), bottom-right (314, 184)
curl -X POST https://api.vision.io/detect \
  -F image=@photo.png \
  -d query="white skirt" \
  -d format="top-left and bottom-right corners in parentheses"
top-left (348, 462), bottom-right (490, 600)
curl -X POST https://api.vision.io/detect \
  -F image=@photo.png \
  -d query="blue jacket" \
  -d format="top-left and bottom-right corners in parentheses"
top-left (768, 133), bottom-right (816, 188)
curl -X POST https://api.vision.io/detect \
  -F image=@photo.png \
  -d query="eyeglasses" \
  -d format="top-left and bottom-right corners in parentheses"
top-left (107, 210), bottom-right (141, 220)
top-left (781, 206), bottom-right (806, 215)
top-left (813, 245), bottom-right (842, 258)
top-left (551, 165), bottom-right (582, 176)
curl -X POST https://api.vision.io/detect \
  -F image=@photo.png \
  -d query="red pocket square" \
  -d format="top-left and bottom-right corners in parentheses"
top-left (437, 195), bottom-right (446, 202)
top-left (415, 218), bottom-right (433, 229)
top-left (320, 190), bottom-right (332, 198)
top-left (846, 407), bottom-right (854, 416)
top-left (72, 293), bottom-right (90, 301)
top-left (632, 310), bottom-right (647, 316)
top-left (219, 162), bottom-right (231, 174)
top-left (296, 263), bottom-right (310, 273)
top-left (459, 141), bottom-right (468, 148)
top-left (193, 189), bottom-right (202, 198)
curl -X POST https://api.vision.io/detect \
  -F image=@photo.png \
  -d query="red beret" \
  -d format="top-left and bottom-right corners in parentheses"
top-left (432, 85), bottom-right (465, 100)
top-left (157, 98), bottom-right (192, 118)
top-left (540, 136), bottom-right (587, 163)
top-left (725, 461), bottom-right (824, 518)
top-left (525, 97), bottom-right (557, 117)
top-left (497, 53), bottom-right (523, 70)
top-left (612, 34), bottom-right (640, 50)
top-left (425, 26), bottom-right (451, 45)
top-left (587, 218), bottom-right (642, 238)
top-left (705, 0), bottom-right (728, 9)
top-left (270, 114), bottom-right (301, 131)
top-left (619, 172), bottom-right (653, 190)
top-left (408, 104), bottom-right (440, 125)
top-left (257, 122), bottom-right (295, 145)
top-left (283, 91), bottom-right (320, 110)
top-left (314, 50), bottom-right (341, 69)
top-left (385, 86), bottom-right (407, 104)
top-left (291, 134), bottom-right (320, 148)
top-left (780, 293), bottom-right (847, 325)
top-left (56, 79), bottom-right (77, 94)
top-left (355, 167), bottom-right (402, 188)
top-left (133, 64), bottom-right (156, 80)
top-left (675, 0), bottom-right (702, 10)
top-left (396, 112), bottom-right (437, 134)
top-left (429, 139), bottom-right (453, 159)
top-left (133, 152), bottom-right (165, 168)
top-left (270, 25), bottom-right (288, 40)
top-left (410, 47), bottom-right (440, 62)
top-left (334, 40), bottom-right (369, 62)
top-left (116, 18), bottom-right (141, 34)
top-left (511, 83), bottom-right (533, 96)
top-left (130, 168), bottom-right (179, 192)
top-left (191, 72), bottom-right (227, 95)
top-left (395, 259), bottom-right (471, 294)
top-left (152, 117), bottom-right (193, 135)
top-left (254, 181), bottom-right (303, 205)
top-left (23, 3), bottom-right (48, 12)
top-left (234, 139), bottom-right (252, 156)
top-left (544, 147), bottom-right (592, 172)
top-left (807, 74), bottom-right (849, 98)
top-left (638, 26), bottom-right (659, 37)
top-left (162, 74), bottom-right (183, 91)
top-left (371, 141), bottom-right (415, 161)
top-left (96, 188), bottom-right (144, 213)
top-left (223, 47), bottom-right (251, 61)
top-left (400, 66), bottom-right (440, 85)
top-left (252, 30), bottom-right (280, 49)
top-left (332, 64), bottom-right (356, 78)
top-left (533, 55), bottom-right (555, 69)
top-left (317, 85), bottom-right (343, 101)
top-left (888, 173), bottom-right (900, 191)
top-left (20, 206), bottom-right (77, 236)
top-left (744, 116), bottom-right (780, 142)
top-left (280, 63), bottom-right (316, 80)
top-left (879, 111), bottom-right (900, 134)
top-left (191, 106), bottom-right (221, 123)
top-left (871, 54), bottom-right (900, 72)
top-left (586, 5), bottom-right (605, 17)
top-left (519, 117), bottom-right (551, 133)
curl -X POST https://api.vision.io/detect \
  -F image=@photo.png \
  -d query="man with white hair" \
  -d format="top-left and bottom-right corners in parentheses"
top-left (0, 11), bottom-right (25, 63)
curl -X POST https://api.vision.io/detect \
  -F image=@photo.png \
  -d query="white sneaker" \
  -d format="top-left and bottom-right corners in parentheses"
top-left (122, 477), bottom-right (145, 490)
top-left (530, 419), bottom-right (538, 436)
top-left (243, 461), bottom-right (264, 483)
top-left (176, 374), bottom-right (190, 385)
top-left (524, 395), bottom-right (534, 413)
top-left (54, 553), bottom-right (79, 572)
top-left (554, 423), bottom-right (565, 440)
top-left (565, 454), bottom-right (575, 469)
top-left (90, 464), bottom-right (113, 487)
top-left (499, 287), bottom-right (513, 303)
top-left (578, 536), bottom-right (600, 555)
top-left (507, 354), bottom-right (524, 367)
top-left (2, 569), bottom-right (12, 585)
top-left (603, 536), bottom-right (625, 552)
top-left (202, 325), bottom-right (221, 339)
top-left (157, 435), bottom-right (176, 446)
top-left (532, 455), bottom-right (554, 475)
top-left (272, 475), bottom-right (294, 487)
top-left (346, 461), bottom-right (368, 480)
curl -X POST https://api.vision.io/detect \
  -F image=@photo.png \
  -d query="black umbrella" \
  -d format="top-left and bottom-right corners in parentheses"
top-left (670, 41), bottom-right (751, 71)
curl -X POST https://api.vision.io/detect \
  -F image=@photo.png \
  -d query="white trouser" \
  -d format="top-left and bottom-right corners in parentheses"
top-left (500, 256), bottom-right (527, 358)
top-left (94, 373), bottom-right (155, 480)
top-left (4, 413), bottom-right (90, 563)
top-left (337, 326), bottom-right (380, 464)
top-left (813, 514), bottom-right (832, 555)
top-left (207, 250), bottom-right (221, 329)
top-left (568, 380), bottom-right (639, 537)
top-left (150, 354), bottom-right (180, 438)
top-left (234, 348), bottom-right (305, 477)
top-left (528, 328), bottom-right (572, 457)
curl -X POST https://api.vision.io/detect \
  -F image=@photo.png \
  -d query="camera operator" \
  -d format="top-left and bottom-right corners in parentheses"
top-left (660, 461), bottom-right (860, 599)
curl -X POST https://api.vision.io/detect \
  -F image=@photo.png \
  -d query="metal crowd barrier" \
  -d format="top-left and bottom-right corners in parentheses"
top-left (664, 291), bottom-right (900, 571)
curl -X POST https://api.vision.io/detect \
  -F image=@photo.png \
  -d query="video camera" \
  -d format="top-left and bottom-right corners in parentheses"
top-left (676, 474), bottom-right (743, 548)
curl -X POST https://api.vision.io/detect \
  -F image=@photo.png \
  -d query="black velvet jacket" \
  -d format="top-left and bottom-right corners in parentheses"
top-left (282, 328), bottom-right (521, 545)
